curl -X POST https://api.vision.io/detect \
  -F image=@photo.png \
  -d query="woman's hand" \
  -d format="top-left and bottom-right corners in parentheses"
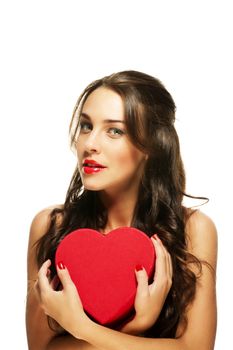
top-left (34, 259), bottom-right (90, 339)
top-left (120, 234), bottom-right (173, 335)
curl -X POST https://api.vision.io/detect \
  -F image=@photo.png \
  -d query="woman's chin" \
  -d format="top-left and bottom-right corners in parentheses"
top-left (83, 183), bottom-right (103, 191)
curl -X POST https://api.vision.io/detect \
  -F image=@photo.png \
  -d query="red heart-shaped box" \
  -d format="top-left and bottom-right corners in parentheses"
top-left (55, 227), bottom-right (155, 327)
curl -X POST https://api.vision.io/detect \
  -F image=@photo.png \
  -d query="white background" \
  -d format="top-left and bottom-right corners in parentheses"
top-left (0, 1), bottom-right (232, 348)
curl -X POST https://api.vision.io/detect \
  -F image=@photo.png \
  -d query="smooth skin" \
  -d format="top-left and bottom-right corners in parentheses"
top-left (26, 87), bottom-right (217, 349)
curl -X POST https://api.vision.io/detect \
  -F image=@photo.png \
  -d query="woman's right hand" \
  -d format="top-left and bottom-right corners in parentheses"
top-left (120, 234), bottom-right (173, 335)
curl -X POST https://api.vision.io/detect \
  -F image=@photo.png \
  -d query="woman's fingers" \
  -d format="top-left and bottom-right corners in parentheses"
top-left (159, 238), bottom-right (172, 281)
top-left (134, 266), bottom-right (149, 297)
top-left (156, 236), bottom-right (173, 280)
top-left (151, 236), bottom-right (167, 279)
top-left (56, 262), bottom-right (76, 292)
top-left (167, 251), bottom-right (173, 278)
top-left (56, 262), bottom-right (83, 305)
top-left (37, 259), bottom-right (52, 292)
top-left (33, 262), bottom-right (51, 305)
top-left (150, 235), bottom-right (173, 289)
top-left (132, 236), bottom-right (173, 331)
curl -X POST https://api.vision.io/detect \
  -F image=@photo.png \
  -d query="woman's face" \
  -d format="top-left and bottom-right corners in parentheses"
top-left (76, 87), bottom-right (147, 195)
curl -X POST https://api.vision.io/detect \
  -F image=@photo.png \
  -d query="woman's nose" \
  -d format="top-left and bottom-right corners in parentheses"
top-left (84, 131), bottom-right (101, 154)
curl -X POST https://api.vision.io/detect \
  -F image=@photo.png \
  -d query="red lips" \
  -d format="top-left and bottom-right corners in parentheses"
top-left (83, 159), bottom-right (107, 174)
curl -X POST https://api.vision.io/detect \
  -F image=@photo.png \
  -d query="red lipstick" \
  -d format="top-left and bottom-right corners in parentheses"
top-left (83, 159), bottom-right (107, 174)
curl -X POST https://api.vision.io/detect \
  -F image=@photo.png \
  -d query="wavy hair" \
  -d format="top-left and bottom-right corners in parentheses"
top-left (36, 70), bottom-right (207, 338)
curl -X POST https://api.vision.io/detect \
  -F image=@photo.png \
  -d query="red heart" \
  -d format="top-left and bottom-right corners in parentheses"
top-left (55, 227), bottom-right (155, 327)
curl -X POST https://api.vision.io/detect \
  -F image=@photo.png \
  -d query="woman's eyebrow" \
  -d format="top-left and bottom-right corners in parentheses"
top-left (80, 112), bottom-right (125, 124)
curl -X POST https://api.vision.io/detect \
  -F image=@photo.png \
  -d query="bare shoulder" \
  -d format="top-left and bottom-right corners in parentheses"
top-left (27, 204), bottom-right (64, 284)
top-left (185, 209), bottom-right (218, 270)
top-left (26, 204), bottom-right (64, 348)
top-left (29, 204), bottom-right (64, 243)
top-left (185, 209), bottom-right (217, 239)
top-left (175, 210), bottom-right (218, 346)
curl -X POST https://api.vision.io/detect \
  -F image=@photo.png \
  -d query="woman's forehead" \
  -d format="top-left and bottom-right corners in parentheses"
top-left (81, 87), bottom-right (125, 122)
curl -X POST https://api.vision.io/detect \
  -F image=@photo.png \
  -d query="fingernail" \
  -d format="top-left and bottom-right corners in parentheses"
top-left (135, 264), bottom-right (143, 271)
top-left (57, 261), bottom-right (65, 270)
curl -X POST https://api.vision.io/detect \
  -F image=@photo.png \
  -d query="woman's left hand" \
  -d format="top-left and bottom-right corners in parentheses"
top-left (120, 234), bottom-right (173, 335)
top-left (34, 259), bottom-right (89, 339)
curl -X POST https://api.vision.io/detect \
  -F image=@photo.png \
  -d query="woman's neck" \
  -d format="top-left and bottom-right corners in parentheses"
top-left (98, 190), bottom-right (138, 234)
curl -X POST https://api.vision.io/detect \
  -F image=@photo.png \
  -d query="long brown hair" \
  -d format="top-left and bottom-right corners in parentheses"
top-left (36, 70), bottom-right (207, 338)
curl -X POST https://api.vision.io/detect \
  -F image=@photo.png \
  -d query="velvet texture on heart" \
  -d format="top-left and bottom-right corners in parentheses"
top-left (55, 227), bottom-right (156, 328)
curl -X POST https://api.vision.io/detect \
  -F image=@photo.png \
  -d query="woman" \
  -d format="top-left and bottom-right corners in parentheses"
top-left (26, 70), bottom-right (217, 350)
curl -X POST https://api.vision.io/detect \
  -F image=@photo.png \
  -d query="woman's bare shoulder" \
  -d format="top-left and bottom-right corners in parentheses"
top-left (185, 208), bottom-right (217, 232)
top-left (185, 209), bottom-right (218, 269)
top-left (29, 204), bottom-right (64, 243)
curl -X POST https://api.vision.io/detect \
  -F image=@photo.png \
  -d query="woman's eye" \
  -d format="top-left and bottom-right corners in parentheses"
top-left (80, 122), bottom-right (92, 133)
top-left (108, 128), bottom-right (125, 137)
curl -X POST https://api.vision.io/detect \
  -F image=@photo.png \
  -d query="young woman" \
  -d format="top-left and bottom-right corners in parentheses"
top-left (26, 70), bottom-right (217, 350)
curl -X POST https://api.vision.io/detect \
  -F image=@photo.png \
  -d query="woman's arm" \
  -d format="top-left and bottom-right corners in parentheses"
top-left (36, 231), bottom-right (173, 344)
top-left (26, 207), bottom-right (61, 350)
top-left (78, 210), bottom-right (217, 350)
top-left (37, 210), bottom-right (217, 350)
top-left (34, 229), bottom-right (174, 349)
top-left (47, 337), bottom-right (101, 350)
top-left (26, 207), bottom-right (108, 350)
